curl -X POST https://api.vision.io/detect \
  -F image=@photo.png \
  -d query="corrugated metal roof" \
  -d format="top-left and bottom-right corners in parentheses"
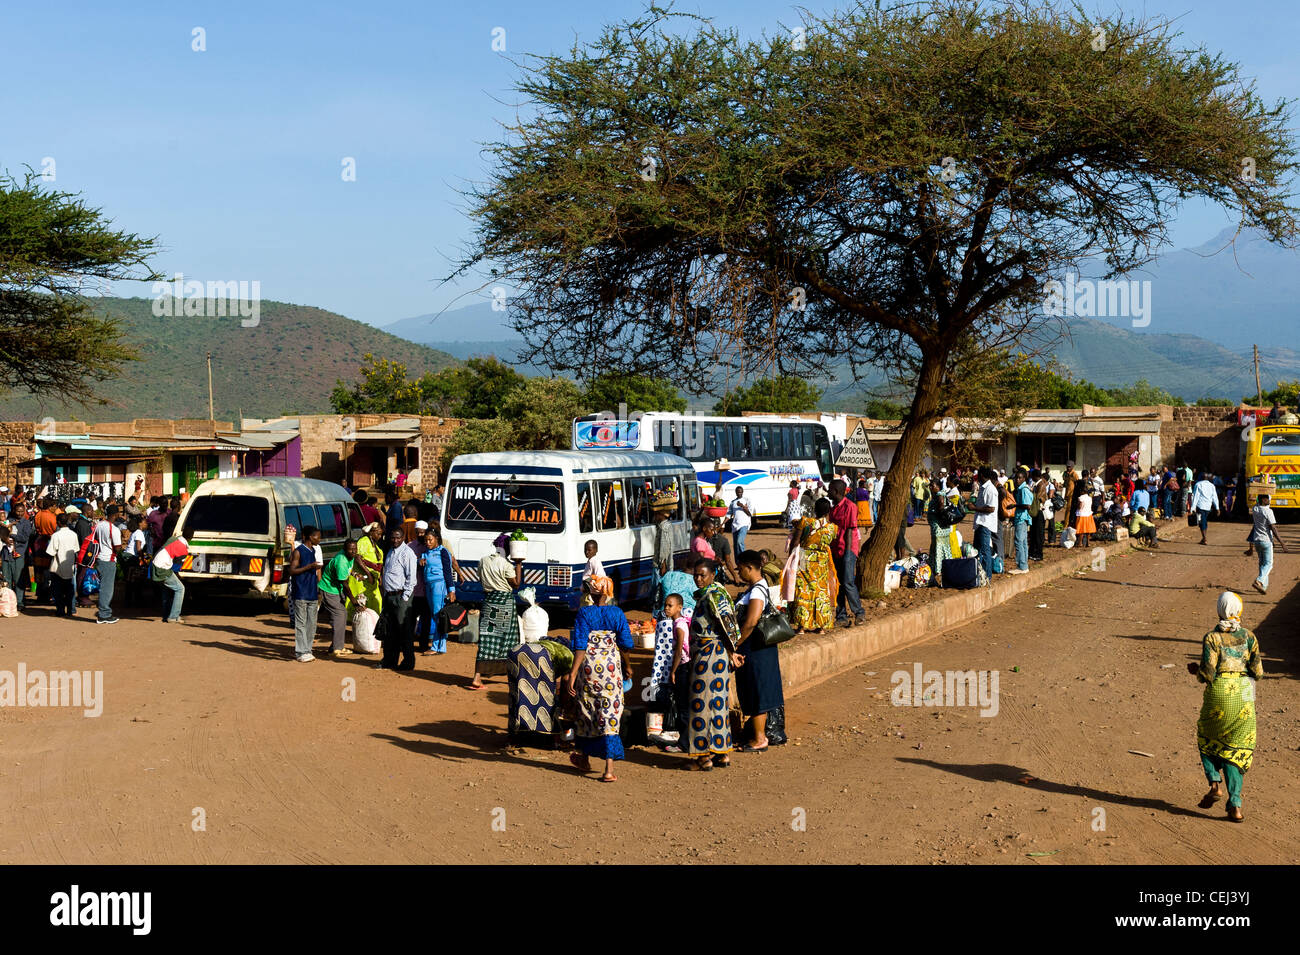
top-left (1075, 419), bottom-right (1162, 435)
top-left (1015, 421), bottom-right (1079, 434)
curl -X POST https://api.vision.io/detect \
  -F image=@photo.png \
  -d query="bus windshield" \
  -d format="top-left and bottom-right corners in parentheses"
top-left (1259, 431), bottom-right (1300, 456)
top-left (444, 479), bottom-right (565, 533)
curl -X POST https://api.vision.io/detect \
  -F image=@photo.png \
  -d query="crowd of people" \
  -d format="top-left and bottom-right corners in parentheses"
top-left (0, 451), bottom-right (1279, 804)
top-left (0, 489), bottom-right (190, 623)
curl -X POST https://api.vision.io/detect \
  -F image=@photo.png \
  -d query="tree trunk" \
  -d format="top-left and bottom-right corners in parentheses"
top-left (860, 349), bottom-right (946, 593)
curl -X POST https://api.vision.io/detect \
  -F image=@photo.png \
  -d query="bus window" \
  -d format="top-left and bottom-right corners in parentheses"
top-left (772, 425), bottom-right (787, 459)
top-left (682, 419), bottom-right (704, 460)
top-left (813, 427), bottom-right (834, 480)
top-left (703, 425), bottom-right (719, 462)
top-left (596, 480), bottom-right (626, 530)
top-left (628, 478), bottom-right (654, 526)
top-left (653, 475), bottom-right (684, 521)
top-left (752, 426), bottom-right (771, 459)
top-left (729, 423), bottom-right (749, 459)
top-left (684, 479), bottom-right (700, 514)
top-left (798, 425), bottom-right (813, 459)
top-left (577, 482), bottom-right (594, 533)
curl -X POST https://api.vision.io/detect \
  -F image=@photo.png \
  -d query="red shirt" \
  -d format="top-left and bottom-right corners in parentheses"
top-left (829, 496), bottom-right (860, 559)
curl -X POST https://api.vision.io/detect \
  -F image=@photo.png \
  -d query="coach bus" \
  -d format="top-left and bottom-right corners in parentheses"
top-left (572, 412), bottom-right (835, 519)
top-left (440, 450), bottom-right (697, 609)
top-left (1242, 422), bottom-right (1300, 514)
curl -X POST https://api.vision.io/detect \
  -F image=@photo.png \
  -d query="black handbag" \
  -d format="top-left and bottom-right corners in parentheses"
top-left (439, 600), bottom-right (469, 633)
top-left (745, 582), bottom-right (796, 649)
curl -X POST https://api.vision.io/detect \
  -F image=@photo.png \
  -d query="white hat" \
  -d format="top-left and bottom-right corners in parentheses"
top-left (414, 520), bottom-right (429, 531)
top-left (0, 486), bottom-right (8, 492)
top-left (64, 504), bottom-right (81, 515)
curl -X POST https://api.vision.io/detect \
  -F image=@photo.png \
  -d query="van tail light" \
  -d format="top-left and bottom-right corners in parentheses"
top-left (272, 565), bottom-right (284, 584)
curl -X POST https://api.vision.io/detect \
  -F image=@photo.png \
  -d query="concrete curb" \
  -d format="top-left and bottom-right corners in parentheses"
top-left (778, 524), bottom-right (1192, 698)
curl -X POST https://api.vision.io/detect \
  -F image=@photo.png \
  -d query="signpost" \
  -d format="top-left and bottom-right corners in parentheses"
top-left (835, 422), bottom-right (877, 469)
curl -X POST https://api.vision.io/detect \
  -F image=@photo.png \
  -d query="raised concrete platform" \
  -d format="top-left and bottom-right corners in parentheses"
top-left (778, 528), bottom-right (1182, 697)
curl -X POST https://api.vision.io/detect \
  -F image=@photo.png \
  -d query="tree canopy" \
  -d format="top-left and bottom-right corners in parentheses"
top-left (331, 354), bottom-right (525, 418)
top-left (0, 170), bottom-right (159, 401)
top-left (439, 377), bottom-right (586, 470)
top-left (583, 371), bottom-right (686, 414)
top-left (713, 375), bottom-right (823, 415)
top-left (460, 0), bottom-right (1298, 583)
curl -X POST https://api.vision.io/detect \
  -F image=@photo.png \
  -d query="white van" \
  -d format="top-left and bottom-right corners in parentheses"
top-left (176, 477), bottom-right (363, 597)
top-left (441, 450), bottom-right (699, 609)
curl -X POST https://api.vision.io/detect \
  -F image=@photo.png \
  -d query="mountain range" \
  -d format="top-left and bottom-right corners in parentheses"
top-left (0, 297), bottom-right (458, 422)
top-left (382, 226), bottom-right (1300, 402)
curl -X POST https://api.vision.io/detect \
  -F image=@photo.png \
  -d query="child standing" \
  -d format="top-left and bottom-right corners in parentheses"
top-left (1074, 489), bottom-right (1096, 549)
top-left (646, 592), bottom-right (689, 740)
top-left (580, 539), bottom-right (604, 606)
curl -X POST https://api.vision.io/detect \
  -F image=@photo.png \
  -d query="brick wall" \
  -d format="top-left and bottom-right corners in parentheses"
top-left (1164, 406), bottom-right (1241, 476)
top-left (0, 421), bottom-right (35, 488)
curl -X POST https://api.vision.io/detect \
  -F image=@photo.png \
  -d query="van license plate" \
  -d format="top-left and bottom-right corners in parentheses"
top-left (210, 560), bottom-right (233, 574)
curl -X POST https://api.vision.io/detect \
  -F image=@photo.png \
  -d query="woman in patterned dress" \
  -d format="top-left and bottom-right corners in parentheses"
top-left (468, 534), bottom-right (523, 689)
top-left (685, 558), bottom-right (743, 771)
top-left (788, 498), bottom-right (837, 634)
top-left (565, 575), bottom-right (633, 782)
top-left (1189, 591), bottom-right (1263, 822)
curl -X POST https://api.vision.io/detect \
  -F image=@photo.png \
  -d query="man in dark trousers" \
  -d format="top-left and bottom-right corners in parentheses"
top-left (379, 527), bottom-right (417, 671)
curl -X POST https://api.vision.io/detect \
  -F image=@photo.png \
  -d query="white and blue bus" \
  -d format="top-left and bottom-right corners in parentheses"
top-left (572, 413), bottom-right (835, 519)
top-left (440, 450), bottom-right (698, 609)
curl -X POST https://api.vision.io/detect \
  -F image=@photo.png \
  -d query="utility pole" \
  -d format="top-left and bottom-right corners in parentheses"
top-left (1248, 343), bottom-right (1258, 407)
top-left (207, 352), bottom-right (215, 422)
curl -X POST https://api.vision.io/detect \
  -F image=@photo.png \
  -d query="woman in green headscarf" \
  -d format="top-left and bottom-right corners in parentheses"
top-left (1188, 591), bottom-right (1263, 823)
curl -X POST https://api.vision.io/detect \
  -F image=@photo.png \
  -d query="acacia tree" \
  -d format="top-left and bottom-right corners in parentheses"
top-left (0, 171), bottom-right (158, 401)
top-left (458, 1), bottom-right (1298, 586)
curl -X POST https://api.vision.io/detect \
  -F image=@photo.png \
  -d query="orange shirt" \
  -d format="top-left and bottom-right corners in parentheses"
top-left (33, 509), bottom-right (57, 535)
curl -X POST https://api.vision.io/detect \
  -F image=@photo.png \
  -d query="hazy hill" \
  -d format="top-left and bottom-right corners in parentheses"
top-left (0, 297), bottom-right (458, 422)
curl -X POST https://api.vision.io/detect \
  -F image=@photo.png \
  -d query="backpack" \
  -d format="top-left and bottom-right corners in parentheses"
top-left (76, 532), bottom-right (98, 570)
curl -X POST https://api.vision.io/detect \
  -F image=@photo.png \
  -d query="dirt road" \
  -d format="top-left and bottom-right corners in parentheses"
top-left (1, 517), bottom-right (1296, 864)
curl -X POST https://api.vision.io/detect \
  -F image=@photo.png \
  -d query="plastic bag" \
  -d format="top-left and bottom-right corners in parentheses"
top-left (353, 607), bottom-right (381, 653)
top-left (0, 585), bottom-right (16, 618)
top-left (766, 706), bottom-right (788, 745)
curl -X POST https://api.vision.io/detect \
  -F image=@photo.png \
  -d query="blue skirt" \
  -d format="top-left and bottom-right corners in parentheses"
top-left (736, 642), bottom-right (784, 715)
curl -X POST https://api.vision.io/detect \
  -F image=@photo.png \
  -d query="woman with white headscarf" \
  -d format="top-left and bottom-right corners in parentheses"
top-left (1187, 591), bottom-right (1263, 822)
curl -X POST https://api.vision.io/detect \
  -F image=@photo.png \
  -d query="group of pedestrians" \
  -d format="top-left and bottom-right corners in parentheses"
top-left (0, 492), bottom-right (189, 623)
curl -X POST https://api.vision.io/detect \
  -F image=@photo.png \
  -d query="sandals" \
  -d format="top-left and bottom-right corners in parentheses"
top-left (739, 743), bottom-right (768, 753)
top-left (712, 756), bottom-right (730, 768)
top-left (1227, 805), bottom-right (1244, 823)
top-left (599, 773), bottom-right (617, 783)
top-left (1198, 787), bottom-right (1223, 809)
top-left (687, 758), bottom-right (713, 772)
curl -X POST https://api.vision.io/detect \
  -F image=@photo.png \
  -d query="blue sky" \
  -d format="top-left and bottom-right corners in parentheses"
top-left (3, 0), bottom-right (1296, 328)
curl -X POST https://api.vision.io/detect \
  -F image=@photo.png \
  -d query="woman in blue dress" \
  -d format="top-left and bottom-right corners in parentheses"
top-left (418, 526), bottom-right (457, 654)
top-left (564, 574), bottom-right (633, 783)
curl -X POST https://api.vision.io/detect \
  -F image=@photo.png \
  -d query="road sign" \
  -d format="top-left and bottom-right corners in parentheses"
top-left (835, 422), bottom-right (876, 469)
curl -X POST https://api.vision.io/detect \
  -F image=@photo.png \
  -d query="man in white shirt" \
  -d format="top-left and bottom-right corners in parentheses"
top-left (93, 504), bottom-right (123, 624)
top-left (970, 466), bottom-right (1001, 580)
top-left (1189, 471), bottom-right (1220, 546)
top-left (46, 513), bottom-right (80, 617)
top-left (727, 486), bottom-right (753, 554)
top-left (1247, 493), bottom-right (1287, 593)
top-left (870, 471), bottom-right (884, 524)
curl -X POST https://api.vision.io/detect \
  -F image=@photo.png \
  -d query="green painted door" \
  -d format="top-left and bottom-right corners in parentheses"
top-left (174, 454), bottom-right (219, 494)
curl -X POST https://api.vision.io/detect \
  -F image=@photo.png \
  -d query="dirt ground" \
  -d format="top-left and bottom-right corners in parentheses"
top-left (1, 515), bottom-right (1296, 864)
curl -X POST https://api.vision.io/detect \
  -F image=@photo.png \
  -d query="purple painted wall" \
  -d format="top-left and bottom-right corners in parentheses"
top-left (243, 436), bottom-right (301, 477)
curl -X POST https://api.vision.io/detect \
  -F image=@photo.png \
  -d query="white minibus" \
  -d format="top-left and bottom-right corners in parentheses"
top-left (176, 477), bottom-right (363, 597)
top-left (440, 450), bottom-right (698, 609)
